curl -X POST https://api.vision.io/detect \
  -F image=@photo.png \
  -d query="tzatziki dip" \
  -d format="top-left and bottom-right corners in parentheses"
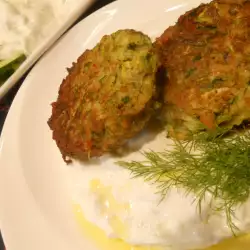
top-left (0, 0), bottom-right (81, 85)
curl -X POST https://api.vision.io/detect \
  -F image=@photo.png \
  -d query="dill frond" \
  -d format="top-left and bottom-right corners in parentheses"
top-left (117, 130), bottom-right (250, 234)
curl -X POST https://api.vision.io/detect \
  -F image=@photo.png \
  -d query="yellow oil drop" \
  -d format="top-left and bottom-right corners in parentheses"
top-left (89, 179), bottom-right (130, 238)
top-left (73, 204), bottom-right (161, 250)
top-left (207, 234), bottom-right (250, 250)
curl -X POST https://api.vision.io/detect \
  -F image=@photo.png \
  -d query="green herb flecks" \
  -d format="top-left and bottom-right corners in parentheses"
top-left (127, 43), bottom-right (137, 50)
top-left (122, 96), bottom-right (130, 104)
top-left (193, 54), bottom-right (202, 62)
top-left (185, 68), bottom-right (196, 78)
top-left (197, 24), bottom-right (217, 30)
top-left (146, 53), bottom-right (152, 61)
top-left (228, 96), bottom-right (238, 105)
top-left (117, 130), bottom-right (250, 234)
top-left (211, 77), bottom-right (224, 85)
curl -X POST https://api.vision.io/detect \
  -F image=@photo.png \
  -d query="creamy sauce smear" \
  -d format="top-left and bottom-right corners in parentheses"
top-left (0, 0), bottom-right (80, 60)
top-left (67, 132), bottom-right (250, 250)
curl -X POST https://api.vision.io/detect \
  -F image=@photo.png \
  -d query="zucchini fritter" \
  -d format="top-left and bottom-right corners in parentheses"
top-left (155, 0), bottom-right (250, 139)
top-left (48, 29), bottom-right (159, 162)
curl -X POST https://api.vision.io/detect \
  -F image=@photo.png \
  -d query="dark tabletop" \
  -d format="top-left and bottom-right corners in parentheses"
top-left (0, 0), bottom-right (115, 249)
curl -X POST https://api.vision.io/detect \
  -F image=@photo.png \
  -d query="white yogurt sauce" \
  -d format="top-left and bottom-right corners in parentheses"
top-left (67, 132), bottom-right (250, 250)
top-left (0, 0), bottom-right (80, 60)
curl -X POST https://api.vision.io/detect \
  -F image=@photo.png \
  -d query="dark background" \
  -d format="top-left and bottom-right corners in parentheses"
top-left (0, 0), bottom-right (115, 249)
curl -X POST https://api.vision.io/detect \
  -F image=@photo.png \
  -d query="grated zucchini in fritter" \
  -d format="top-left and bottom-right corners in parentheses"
top-left (155, 0), bottom-right (250, 139)
top-left (48, 29), bottom-right (160, 162)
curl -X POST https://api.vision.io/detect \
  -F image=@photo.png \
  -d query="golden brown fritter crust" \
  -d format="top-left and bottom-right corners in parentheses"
top-left (48, 29), bottom-right (160, 162)
top-left (155, 0), bottom-right (250, 139)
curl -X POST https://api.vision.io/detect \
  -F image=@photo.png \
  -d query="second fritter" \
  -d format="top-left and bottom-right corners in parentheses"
top-left (155, 0), bottom-right (250, 139)
top-left (48, 29), bottom-right (160, 162)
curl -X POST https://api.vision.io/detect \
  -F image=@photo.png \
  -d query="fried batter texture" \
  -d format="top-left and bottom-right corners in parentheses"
top-left (155, 0), bottom-right (250, 139)
top-left (48, 29), bottom-right (159, 162)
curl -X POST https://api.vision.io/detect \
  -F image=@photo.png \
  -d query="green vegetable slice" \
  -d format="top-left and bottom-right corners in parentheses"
top-left (0, 53), bottom-right (26, 85)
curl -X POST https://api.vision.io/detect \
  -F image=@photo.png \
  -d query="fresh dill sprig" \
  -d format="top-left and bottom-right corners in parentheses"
top-left (117, 130), bottom-right (250, 234)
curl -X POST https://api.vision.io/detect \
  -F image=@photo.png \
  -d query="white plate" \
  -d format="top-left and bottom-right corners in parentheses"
top-left (0, 0), bottom-right (93, 99)
top-left (0, 0), bottom-right (210, 249)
